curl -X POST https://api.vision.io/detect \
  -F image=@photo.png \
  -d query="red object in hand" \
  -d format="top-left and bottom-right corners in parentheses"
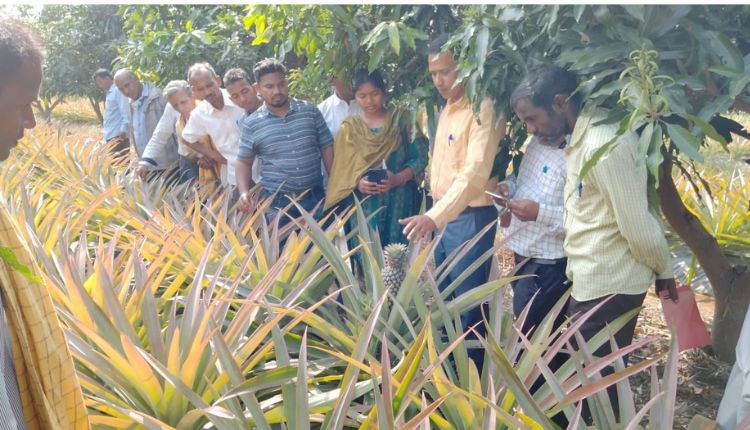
top-left (660, 285), bottom-right (712, 352)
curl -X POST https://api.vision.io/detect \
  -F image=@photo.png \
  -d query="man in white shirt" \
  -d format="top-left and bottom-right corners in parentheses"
top-left (493, 134), bottom-right (567, 334)
top-left (181, 62), bottom-right (247, 187)
top-left (317, 76), bottom-right (362, 138)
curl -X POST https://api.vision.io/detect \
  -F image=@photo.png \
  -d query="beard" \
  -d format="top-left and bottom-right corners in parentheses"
top-left (267, 94), bottom-right (288, 108)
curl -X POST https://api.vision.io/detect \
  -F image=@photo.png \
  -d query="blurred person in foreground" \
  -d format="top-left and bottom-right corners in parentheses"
top-left (0, 17), bottom-right (89, 429)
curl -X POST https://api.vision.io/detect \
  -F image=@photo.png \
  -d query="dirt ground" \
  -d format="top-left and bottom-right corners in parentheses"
top-left (630, 291), bottom-right (730, 428)
top-left (497, 247), bottom-right (730, 428)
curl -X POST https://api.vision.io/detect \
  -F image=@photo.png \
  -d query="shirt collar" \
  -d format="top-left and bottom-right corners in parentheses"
top-left (136, 82), bottom-right (151, 106)
top-left (444, 94), bottom-right (469, 113)
top-left (205, 89), bottom-right (232, 115)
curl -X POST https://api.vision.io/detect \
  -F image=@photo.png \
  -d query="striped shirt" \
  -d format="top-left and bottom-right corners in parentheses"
top-left (502, 137), bottom-right (566, 259)
top-left (563, 107), bottom-right (673, 301)
top-left (238, 98), bottom-right (333, 194)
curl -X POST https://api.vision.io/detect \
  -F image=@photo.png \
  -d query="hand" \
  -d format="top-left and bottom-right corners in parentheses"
top-left (499, 210), bottom-right (512, 228)
top-left (135, 164), bottom-right (151, 180)
top-left (208, 150), bottom-right (227, 165)
top-left (186, 153), bottom-right (201, 163)
top-left (196, 154), bottom-right (215, 168)
top-left (494, 182), bottom-right (510, 199)
top-left (398, 215), bottom-right (436, 242)
top-left (373, 171), bottom-right (399, 194)
top-left (358, 177), bottom-right (380, 195)
top-left (238, 191), bottom-right (256, 214)
top-left (506, 199), bottom-right (539, 222)
top-left (655, 278), bottom-right (679, 303)
top-left (117, 132), bottom-right (127, 140)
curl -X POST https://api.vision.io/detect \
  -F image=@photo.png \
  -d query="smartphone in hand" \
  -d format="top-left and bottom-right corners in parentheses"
top-left (485, 189), bottom-right (508, 203)
top-left (366, 168), bottom-right (388, 183)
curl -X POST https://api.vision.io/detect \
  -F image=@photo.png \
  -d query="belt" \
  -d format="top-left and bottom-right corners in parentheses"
top-left (461, 205), bottom-right (494, 215)
top-left (514, 252), bottom-right (566, 266)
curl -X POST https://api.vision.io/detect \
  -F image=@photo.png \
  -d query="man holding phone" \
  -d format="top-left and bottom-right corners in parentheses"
top-left (491, 127), bottom-right (567, 333)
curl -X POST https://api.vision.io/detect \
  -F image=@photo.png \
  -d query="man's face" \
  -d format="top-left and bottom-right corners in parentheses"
top-left (254, 72), bottom-right (289, 109)
top-left (226, 79), bottom-right (262, 113)
top-left (94, 76), bottom-right (111, 92)
top-left (0, 59), bottom-right (41, 161)
top-left (331, 76), bottom-right (353, 102)
top-left (115, 75), bottom-right (142, 101)
top-left (513, 97), bottom-right (569, 147)
top-left (428, 52), bottom-right (464, 102)
top-left (167, 91), bottom-right (196, 118)
top-left (189, 72), bottom-right (222, 106)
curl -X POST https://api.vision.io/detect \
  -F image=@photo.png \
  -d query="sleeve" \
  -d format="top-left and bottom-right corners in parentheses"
top-left (403, 126), bottom-right (429, 178)
top-left (314, 106), bottom-right (334, 148)
top-left (536, 200), bottom-right (564, 231)
top-left (500, 174), bottom-right (518, 198)
top-left (425, 99), bottom-right (505, 229)
top-left (141, 104), bottom-right (178, 166)
top-left (181, 110), bottom-right (206, 143)
top-left (590, 129), bottom-right (673, 279)
top-left (237, 116), bottom-right (256, 161)
top-left (116, 90), bottom-right (130, 135)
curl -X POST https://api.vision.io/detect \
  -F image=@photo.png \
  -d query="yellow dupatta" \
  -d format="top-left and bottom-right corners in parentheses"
top-left (0, 204), bottom-right (89, 429)
top-left (324, 109), bottom-right (404, 210)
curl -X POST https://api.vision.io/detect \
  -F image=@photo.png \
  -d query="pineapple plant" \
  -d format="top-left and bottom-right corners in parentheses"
top-left (381, 243), bottom-right (409, 298)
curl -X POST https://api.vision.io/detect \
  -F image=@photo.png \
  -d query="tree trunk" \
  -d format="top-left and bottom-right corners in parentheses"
top-left (88, 96), bottom-right (103, 123)
top-left (657, 155), bottom-right (750, 363)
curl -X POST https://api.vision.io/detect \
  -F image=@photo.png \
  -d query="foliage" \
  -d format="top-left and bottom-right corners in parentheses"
top-left (117, 5), bottom-right (272, 85)
top-left (20, 5), bottom-right (125, 121)
top-left (0, 123), bottom-right (699, 429)
top-left (676, 170), bottom-right (750, 260)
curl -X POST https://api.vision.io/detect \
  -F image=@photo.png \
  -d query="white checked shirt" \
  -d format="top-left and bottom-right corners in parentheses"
top-left (501, 136), bottom-right (566, 259)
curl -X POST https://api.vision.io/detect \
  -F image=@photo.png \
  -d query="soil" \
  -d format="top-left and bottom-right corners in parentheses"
top-left (496, 247), bottom-right (731, 428)
top-left (630, 291), bottom-right (730, 429)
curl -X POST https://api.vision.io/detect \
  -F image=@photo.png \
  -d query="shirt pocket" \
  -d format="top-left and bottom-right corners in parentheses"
top-left (540, 164), bottom-right (566, 203)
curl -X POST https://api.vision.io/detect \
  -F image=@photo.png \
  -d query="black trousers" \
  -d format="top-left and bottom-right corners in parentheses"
top-left (564, 292), bottom-right (647, 423)
top-left (511, 253), bottom-right (568, 334)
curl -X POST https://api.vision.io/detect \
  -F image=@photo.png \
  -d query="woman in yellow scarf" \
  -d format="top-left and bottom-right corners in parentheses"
top-left (325, 69), bottom-right (428, 246)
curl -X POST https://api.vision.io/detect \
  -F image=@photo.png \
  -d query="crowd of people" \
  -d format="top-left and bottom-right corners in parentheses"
top-left (3, 16), bottom-right (746, 430)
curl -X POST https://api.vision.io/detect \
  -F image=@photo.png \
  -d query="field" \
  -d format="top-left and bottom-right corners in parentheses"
top-left (6, 97), bottom-right (746, 428)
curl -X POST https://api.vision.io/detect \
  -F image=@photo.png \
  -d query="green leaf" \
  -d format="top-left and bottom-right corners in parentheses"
top-left (646, 124), bottom-right (664, 186)
top-left (0, 246), bottom-right (41, 283)
top-left (707, 31), bottom-right (744, 72)
top-left (665, 122), bottom-right (704, 161)
top-left (387, 21), bottom-right (400, 56)
top-left (621, 5), bottom-right (644, 22)
top-left (730, 74), bottom-right (750, 99)
top-left (474, 26), bottom-right (490, 72)
top-left (685, 113), bottom-right (727, 145)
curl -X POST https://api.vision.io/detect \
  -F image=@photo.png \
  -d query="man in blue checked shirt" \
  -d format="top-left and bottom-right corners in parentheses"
top-left (93, 68), bottom-right (130, 156)
top-left (235, 58), bottom-right (334, 227)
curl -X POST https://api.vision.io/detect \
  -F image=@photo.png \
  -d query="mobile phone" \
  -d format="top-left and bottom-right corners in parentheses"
top-left (366, 168), bottom-right (388, 183)
top-left (485, 190), bottom-right (507, 202)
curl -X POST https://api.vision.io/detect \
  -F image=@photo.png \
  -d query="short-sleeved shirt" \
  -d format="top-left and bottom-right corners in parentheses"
top-left (238, 98), bottom-right (333, 194)
top-left (182, 90), bottom-right (246, 186)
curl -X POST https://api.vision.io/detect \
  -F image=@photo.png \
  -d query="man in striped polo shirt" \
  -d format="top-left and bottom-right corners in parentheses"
top-left (235, 58), bottom-right (334, 226)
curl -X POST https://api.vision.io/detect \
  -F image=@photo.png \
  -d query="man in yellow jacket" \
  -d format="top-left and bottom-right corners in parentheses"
top-left (0, 18), bottom-right (89, 429)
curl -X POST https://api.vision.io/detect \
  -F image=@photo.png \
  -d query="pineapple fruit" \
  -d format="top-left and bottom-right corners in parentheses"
top-left (382, 243), bottom-right (409, 299)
